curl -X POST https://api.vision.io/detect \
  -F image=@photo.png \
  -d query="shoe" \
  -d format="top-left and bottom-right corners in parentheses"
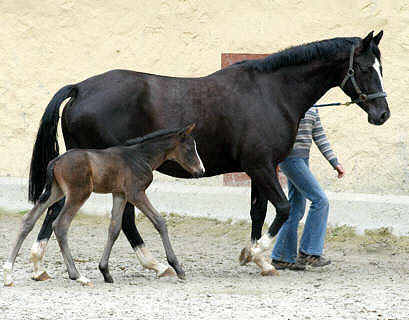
top-left (271, 259), bottom-right (306, 271)
top-left (296, 252), bottom-right (331, 268)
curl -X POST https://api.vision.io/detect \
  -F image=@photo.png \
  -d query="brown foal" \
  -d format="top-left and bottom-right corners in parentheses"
top-left (4, 124), bottom-right (204, 286)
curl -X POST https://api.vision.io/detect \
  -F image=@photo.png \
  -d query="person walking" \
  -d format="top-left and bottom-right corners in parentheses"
top-left (271, 107), bottom-right (345, 270)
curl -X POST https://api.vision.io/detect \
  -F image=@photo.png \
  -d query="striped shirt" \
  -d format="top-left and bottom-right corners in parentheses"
top-left (288, 107), bottom-right (338, 168)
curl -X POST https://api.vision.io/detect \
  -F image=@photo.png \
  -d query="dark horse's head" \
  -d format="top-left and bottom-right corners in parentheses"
top-left (340, 31), bottom-right (389, 125)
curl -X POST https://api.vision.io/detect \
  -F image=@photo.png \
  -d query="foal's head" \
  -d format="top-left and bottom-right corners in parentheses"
top-left (340, 31), bottom-right (389, 125)
top-left (168, 123), bottom-right (205, 178)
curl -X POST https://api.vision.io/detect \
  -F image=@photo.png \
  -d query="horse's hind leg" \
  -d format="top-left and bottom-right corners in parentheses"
top-left (53, 193), bottom-right (90, 286)
top-left (3, 183), bottom-right (64, 286)
top-left (98, 194), bottom-right (127, 283)
top-left (30, 199), bottom-right (64, 281)
top-left (131, 192), bottom-right (182, 279)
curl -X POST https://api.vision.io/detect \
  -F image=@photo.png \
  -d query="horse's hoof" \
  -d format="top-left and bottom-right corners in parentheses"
top-left (260, 269), bottom-right (279, 276)
top-left (4, 281), bottom-right (14, 287)
top-left (82, 281), bottom-right (93, 287)
top-left (32, 271), bottom-right (50, 282)
top-left (158, 267), bottom-right (176, 278)
top-left (104, 275), bottom-right (114, 283)
top-left (239, 247), bottom-right (252, 266)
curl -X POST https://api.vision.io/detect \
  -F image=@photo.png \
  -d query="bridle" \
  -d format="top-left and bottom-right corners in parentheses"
top-left (340, 44), bottom-right (387, 104)
top-left (314, 44), bottom-right (387, 108)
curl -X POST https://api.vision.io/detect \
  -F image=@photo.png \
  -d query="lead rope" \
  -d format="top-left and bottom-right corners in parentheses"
top-left (313, 101), bottom-right (352, 108)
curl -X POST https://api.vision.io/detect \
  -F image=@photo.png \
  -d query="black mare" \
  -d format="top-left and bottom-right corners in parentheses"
top-left (28, 31), bottom-right (389, 278)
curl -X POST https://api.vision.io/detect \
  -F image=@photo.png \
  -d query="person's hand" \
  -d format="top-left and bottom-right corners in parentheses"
top-left (335, 164), bottom-right (345, 179)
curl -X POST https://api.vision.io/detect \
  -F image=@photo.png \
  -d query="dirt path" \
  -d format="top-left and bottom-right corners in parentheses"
top-left (1, 212), bottom-right (408, 320)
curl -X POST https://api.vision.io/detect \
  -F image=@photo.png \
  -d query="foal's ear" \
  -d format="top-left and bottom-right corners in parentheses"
top-left (361, 31), bottom-right (374, 51)
top-left (373, 30), bottom-right (383, 46)
top-left (182, 123), bottom-right (196, 136)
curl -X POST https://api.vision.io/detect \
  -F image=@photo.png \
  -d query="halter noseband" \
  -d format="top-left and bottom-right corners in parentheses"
top-left (340, 44), bottom-right (387, 105)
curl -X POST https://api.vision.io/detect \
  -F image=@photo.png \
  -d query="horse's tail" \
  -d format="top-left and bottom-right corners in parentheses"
top-left (29, 85), bottom-right (77, 203)
top-left (38, 158), bottom-right (58, 204)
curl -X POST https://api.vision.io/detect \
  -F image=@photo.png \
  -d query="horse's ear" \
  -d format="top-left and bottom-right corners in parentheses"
top-left (361, 31), bottom-right (374, 51)
top-left (373, 30), bottom-right (383, 46)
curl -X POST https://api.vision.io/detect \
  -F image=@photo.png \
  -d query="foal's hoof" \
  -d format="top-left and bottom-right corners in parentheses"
top-left (176, 270), bottom-right (186, 280)
top-left (32, 271), bottom-right (50, 282)
top-left (4, 281), bottom-right (14, 287)
top-left (158, 267), bottom-right (176, 278)
top-left (261, 269), bottom-right (280, 276)
top-left (76, 276), bottom-right (93, 287)
top-left (239, 247), bottom-right (253, 266)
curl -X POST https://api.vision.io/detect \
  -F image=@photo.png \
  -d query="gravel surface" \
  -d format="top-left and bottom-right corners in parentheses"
top-left (1, 212), bottom-right (409, 320)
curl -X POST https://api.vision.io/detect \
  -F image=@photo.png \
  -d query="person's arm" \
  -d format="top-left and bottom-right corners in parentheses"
top-left (312, 109), bottom-right (345, 178)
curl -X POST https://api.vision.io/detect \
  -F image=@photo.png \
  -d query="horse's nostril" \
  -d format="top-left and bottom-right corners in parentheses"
top-left (380, 111), bottom-right (389, 121)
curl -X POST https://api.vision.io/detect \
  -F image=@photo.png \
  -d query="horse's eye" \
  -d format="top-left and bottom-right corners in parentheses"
top-left (357, 64), bottom-right (370, 72)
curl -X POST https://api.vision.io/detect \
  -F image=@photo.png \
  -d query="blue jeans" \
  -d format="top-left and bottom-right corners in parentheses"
top-left (271, 157), bottom-right (329, 263)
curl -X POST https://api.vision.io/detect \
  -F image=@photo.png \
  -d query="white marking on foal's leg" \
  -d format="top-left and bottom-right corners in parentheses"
top-left (30, 240), bottom-right (50, 281)
top-left (134, 246), bottom-right (174, 277)
top-left (373, 58), bottom-right (385, 91)
top-left (76, 275), bottom-right (92, 286)
top-left (3, 262), bottom-right (13, 286)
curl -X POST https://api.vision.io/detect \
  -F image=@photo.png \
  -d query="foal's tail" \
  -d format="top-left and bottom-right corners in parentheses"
top-left (29, 85), bottom-right (77, 203)
top-left (38, 159), bottom-right (58, 204)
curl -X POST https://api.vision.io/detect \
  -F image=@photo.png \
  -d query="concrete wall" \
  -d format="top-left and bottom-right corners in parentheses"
top-left (1, 0), bottom-right (408, 194)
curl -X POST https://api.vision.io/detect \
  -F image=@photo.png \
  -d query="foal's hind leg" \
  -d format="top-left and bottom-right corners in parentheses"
top-left (3, 184), bottom-right (64, 286)
top-left (98, 194), bottom-right (127, 283)
top-left (131, 192), bottom-right (183, 279)
top-left (30, 199), bottom-right (64, 281)
top-left (53, 193), bottom-right (90, 285)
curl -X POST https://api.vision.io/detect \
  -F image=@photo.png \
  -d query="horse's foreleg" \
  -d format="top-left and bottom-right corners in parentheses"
top-left (132, 192), bottom-right (182, 279)
top-left (240, 166), bottom-right (290, 276)
top-left (99, 194), bottom-right (127, 283)
top-left (4, 185), bottom-right (63, 286)
top-left (30, 199), bottom-right (65, 281)
top-left (249, 180), bottom-right (268, 244)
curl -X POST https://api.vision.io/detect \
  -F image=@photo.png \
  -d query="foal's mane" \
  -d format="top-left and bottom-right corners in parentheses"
top-left (123, 127), bottom-right (181, 146)
top-left (233, 37), bottom-right (361, 73)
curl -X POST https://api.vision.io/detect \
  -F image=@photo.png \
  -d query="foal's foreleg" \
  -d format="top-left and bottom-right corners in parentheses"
top-left (98, 194), bottom-right (127, 283)
top-left (120, 204), bottom-right (169, 277)
top-left (3, 185), bottom-right (63, 286)
top-left (132, 192), bottom-right (182, 279)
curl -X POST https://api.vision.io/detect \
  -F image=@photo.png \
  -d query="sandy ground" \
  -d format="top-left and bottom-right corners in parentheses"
top-left (1, 211), bottom-right (409, 320)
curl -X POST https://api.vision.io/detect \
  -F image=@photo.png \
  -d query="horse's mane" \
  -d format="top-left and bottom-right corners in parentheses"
top-left (123, 127), bottom-right (180, 146)
top-left (233, 37), bottom-right (361, 73)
